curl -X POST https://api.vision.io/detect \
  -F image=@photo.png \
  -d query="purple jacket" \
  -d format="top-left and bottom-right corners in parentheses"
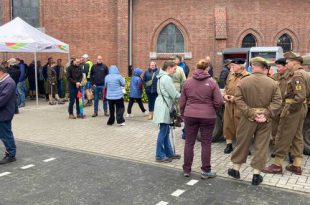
top-left (180, 69), bottom-right (223, 119)
top-left (0, 74), bottom-right (16, 122)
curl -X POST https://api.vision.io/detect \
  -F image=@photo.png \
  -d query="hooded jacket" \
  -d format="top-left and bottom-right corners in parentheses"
top-left (180, 69), bottom-right (224, 119)
top-left (129, 68), bottom-right (143, 98)
top-left (105, 65), bottom-right (125, 100)
top-left (153, 69), bottom-right (180, 124)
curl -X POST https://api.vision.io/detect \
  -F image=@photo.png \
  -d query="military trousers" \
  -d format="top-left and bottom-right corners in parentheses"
top-left (223, 102), bottom-right (241, 141)
top-left (231, 115), bottom-right (271, 170)
top-left (271, 115), bottom-right (280, 141)
top-left (273, 104), bottom-right (307, 159)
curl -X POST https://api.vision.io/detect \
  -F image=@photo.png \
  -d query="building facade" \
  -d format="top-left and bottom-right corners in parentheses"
top-left (1, 0), bottom-right (310, 76)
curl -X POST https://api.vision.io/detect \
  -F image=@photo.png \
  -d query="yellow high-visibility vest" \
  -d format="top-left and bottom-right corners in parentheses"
top-left (85, 60), bottom-right (93, 79)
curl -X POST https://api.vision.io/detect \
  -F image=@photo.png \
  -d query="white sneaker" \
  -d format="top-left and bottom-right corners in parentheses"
top-left (143, 110), bottom-right (149, 116)
top-left (126, 114), bottom-right (134, 118)
top-left (119, 122), bottom-right (125, 126)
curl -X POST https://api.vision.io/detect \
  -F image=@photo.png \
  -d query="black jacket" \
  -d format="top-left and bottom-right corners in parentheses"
top-left (27, 63), bottom-right (37, 82)
top-left (219, 66), bottom-right (230, 89)
top-left (7, 65), bottom-right (20, 85)
top-left (67, 64), bottom-right (83, 86)
top-left (90, 63), bottom-right (109, 86)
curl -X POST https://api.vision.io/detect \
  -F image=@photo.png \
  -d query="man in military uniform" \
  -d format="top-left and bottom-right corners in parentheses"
top-left (263, 52), bottom-right (310, 175)
top-left (271, 58), bottom-right (288, 144)
top-left (223, 59), bottom-right (250, 154)
top-left (228, 57), bottom-right (282, 185)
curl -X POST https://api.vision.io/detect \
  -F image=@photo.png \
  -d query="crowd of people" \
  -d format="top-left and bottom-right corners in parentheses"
top-left (151, 51), bottom-right (309, 186)
top-left (0, 51), bottom-right (309, 188)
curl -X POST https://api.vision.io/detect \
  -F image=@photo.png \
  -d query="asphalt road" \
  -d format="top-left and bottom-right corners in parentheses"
top-left (0, 141), bottom-right (309, 205)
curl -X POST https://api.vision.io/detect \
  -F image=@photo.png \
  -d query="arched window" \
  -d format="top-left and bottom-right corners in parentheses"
top-left (277, 34), bottom-right (292, 52)
top-left (157, 23), bottom-right (184, 53)
top-left (241, 34), bottom-right (257, 48)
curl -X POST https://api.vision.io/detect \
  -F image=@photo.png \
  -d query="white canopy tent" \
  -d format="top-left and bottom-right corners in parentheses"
top-left (0, 17), bottom-right (70, 105)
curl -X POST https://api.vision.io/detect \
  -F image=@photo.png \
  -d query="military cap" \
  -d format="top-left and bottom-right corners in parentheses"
top-left (250, 57), bottom-right (268, 68)
top-left (284, 51), bottom-right (303, 63)
top-left (224, 59), bottom-right (232, 66)
top-left (275, 58), bottom-right (287, 66)
top-left (231, 58), bottom-right (245, 65)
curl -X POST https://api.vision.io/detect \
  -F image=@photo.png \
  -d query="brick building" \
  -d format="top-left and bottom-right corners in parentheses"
top-left (1, 0), bottom-right (310, 76)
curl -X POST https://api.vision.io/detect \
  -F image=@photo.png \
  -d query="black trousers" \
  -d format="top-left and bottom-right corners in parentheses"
top-left (127, 97), bottom-right (146, 114)
top-left (107, 98), bottom-right (125, 125)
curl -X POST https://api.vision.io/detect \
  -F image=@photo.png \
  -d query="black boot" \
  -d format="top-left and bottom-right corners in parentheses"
top-left (228, 168), bottom-right (240, 179)
top-left (252, 174), bottom-right (263, 185)
top-left (224, 143), bottom-right (233, 154)
top-left (0, 154), bottom-right (16, 165)
top-left (288, 152), bottom-right (294, 164)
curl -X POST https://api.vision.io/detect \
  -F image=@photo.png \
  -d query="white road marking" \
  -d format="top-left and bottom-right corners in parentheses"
top-left (0, 172), bottom-right (11, 177)
top-left (156, 201), bottom-right (168, 205)
top-left (171, 189), bottom-right (186, 197)
top-left (43, 158), bottom-right (56, 162)
top-left (21, 164), bottom-right (35, 169)
top-left (186, 179), bottom-right (199, 186)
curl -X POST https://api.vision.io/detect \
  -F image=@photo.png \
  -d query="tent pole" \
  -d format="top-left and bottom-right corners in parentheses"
top-left (67, 51), bottom-right (70, 65)
top-left (34, 52), bottom-right (39, 106)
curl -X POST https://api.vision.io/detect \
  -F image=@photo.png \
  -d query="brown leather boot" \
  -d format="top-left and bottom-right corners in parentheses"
top-left (285, 164), bottom-right (302, 175)
top-left (69, 114), bottom-right (76, 119)
top-left (262, 164), bottom-right (283, 174)
top-left (148, 112), bottom-right (153, 120)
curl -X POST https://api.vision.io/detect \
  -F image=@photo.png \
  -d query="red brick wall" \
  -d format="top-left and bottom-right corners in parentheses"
top-left (132, 0), bottom-right (215, 75)
top-left (41, 0), bottom-right (119, 69)
top-left (132, 0), bottom-right (310, 77)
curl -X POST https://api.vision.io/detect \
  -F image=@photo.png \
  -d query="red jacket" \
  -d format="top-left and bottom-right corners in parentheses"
top-left (180, 69), bottom-right (224, 119)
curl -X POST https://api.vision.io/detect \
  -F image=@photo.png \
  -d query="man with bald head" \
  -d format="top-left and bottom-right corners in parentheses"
top-left (90, 55), bottom-right (109, 117)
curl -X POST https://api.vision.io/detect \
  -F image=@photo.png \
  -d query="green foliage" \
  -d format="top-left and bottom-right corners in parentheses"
top-left (124, 77), bottom-right (148, 103)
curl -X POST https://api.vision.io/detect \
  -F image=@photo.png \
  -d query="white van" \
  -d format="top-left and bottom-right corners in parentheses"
top-left (248, 47), bottom-right (284, 75)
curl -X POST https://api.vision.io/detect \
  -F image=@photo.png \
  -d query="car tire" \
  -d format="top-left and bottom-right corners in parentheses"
top-left (212, 106), bottom-right (224, 142)
top-left (303, 114), bottom-right (310, 155)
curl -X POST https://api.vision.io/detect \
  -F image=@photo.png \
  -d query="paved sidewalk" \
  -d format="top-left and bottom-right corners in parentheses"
top-left (7, 100), bottom-right (310, 194)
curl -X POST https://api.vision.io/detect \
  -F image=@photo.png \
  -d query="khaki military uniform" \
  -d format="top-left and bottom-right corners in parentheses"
top-left (271, 72), bottom-right (289, 140)
top-left (273, 67), bottom-right (310, 166)
top-left (223, 70), bottom-right (250, 141)
top-left (231, 72), bottom-right (282, 170)
top-left (47, 65), bottom-right (58, 95)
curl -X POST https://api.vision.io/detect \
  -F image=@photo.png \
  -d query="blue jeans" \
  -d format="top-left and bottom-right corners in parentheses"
top-left (94, 86), bottom-right (108, 113)
top-left (57, 80), bottom-right (64, 97)
top-left (146, 92), bottom-right (157, 112)
top-left (68, 85), bottom-right (80, 115)
top-left (17, 81), bottom-right (26, 105)
top-left (156, 123), bottom-right (174, 160)
top-left (0, 121), bottom-right (16, 157)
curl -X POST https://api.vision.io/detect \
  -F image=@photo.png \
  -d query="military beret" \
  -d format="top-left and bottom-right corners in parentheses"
top-left (224, 59), bottom-right (232, 66)
top-left (231, 58), bottom-right (245, 65)
top-left (250, 57), bottom-right (268, 68)
top-left (284, 51), bottom-right (303, 63)
top-left (275, 58), bottom-right (287, 66)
